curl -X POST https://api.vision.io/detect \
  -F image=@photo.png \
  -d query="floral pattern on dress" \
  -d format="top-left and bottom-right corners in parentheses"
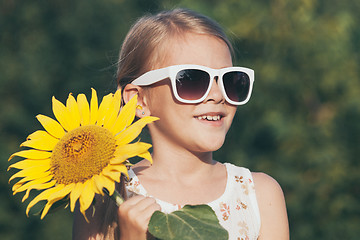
top-left (235, 175), bottom-right (244, 183)
top-left (236, 198), bottom-right (248, 211)
top-left (219, 202), bottom-right (230, 221)
top-left (237, 221), bottom-right (250, 239)
top-left (235, 175), bottom-right (255, 195)
top-left (125, 177), bottom-right (141, 197)
top-left (237, 236), bottom-right (250, 240)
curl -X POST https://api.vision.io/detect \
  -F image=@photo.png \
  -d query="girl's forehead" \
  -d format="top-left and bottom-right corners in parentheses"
top-left (154, 33), bottom-right (232, 69)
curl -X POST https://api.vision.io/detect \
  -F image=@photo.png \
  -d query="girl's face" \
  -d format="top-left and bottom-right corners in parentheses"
top-left (144, 33), bottom-right (237, 154)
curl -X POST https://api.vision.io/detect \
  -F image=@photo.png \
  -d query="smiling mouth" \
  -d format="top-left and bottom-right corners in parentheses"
top-left (195, 115), bottom-right (222, 121)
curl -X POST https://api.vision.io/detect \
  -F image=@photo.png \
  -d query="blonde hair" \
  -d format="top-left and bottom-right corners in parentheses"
top-left (116, 8), bottom-right (234, 90)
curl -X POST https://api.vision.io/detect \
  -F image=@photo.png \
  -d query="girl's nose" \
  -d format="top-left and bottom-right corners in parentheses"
top-left (204, 77), bottom-right (225, 104)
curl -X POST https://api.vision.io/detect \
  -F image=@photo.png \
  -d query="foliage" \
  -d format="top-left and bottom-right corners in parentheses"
top-left (148, 205), bottom-right (228, 240)
top-left (1, 0), bottom-right (359, 239)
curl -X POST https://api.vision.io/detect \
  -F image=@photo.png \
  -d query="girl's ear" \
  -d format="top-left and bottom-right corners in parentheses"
top-left (123, 84), bottom-right (150, 118)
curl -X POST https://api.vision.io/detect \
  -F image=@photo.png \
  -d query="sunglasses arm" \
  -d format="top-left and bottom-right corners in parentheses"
top-left (131, 68), bottom-right (169, 86)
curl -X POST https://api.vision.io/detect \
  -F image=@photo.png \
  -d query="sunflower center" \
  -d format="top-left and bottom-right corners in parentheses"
top-left (51, 125), bottom-right (116, 184)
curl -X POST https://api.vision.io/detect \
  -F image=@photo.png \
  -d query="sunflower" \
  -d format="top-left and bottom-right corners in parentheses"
top-left (8, 88), bottom-right (158, 220)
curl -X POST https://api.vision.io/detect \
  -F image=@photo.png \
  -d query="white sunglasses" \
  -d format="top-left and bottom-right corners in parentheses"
top-left (131, 64), bottom-right (254, 105)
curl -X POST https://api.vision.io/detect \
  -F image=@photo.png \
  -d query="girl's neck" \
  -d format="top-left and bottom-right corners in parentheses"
top-left (152, 148), bottom-right (215, 175)
top-left (132, 144), bottom-right (226, 205)
top-left (135, 139), bottom-right (218, 182)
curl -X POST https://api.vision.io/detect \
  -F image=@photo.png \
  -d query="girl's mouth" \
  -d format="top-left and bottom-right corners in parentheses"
top-left (195, 114), bottom-right (222, 121)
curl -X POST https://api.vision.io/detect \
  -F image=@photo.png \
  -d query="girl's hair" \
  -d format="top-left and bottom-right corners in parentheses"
top-left (116, 8), bottom-right (234, 90)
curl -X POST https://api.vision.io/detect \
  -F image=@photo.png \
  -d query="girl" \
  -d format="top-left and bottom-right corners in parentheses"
top-left (73, 8), bottom-right (289, 240)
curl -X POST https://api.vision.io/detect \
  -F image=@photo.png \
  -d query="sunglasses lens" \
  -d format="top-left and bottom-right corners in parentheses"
top-left (223, 71), bottom-right (250, 103)
top-left (176, 69), bottom-right (210, 101)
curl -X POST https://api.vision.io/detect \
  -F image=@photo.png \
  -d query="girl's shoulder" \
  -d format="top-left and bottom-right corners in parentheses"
top-left (251, 171), bottom-right (290, 239)
top-left (251, 171), bottom-right (284, 197)
top-left (251, 171), bottom-right (286, 214)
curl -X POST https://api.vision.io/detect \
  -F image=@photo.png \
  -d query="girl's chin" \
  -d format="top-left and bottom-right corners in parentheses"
top-left (192, 137), bottom-right (226, 152)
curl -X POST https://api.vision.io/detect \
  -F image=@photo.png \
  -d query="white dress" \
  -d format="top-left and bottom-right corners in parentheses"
top-left (125, 163), bottom-right (261, 240)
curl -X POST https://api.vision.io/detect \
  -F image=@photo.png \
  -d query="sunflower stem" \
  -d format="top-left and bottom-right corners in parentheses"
top-left (102, 188), bottom-right (124, 206)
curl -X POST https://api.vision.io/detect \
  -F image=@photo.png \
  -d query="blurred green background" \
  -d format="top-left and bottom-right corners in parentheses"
top-left (1, 0), bottom-right (359, 239)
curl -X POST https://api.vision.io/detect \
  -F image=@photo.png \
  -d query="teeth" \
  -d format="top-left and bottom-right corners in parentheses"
top-left (197, 115), bottom-right (221, 121)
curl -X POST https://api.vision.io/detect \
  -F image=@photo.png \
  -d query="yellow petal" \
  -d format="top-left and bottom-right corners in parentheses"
top-left (70, 182), bottom-right (85, 212)
top-left (112, 95), bottom-right (138, 135)
top-left (26, 130), bottom-right (58, 142)
top-left (20, 131), bottom-right (58, 151)
top-left (90, 178), bottom-right (101, 194)
top-left (138, 151), bottom-right (153, 164)
top-left (36, 114), bottom-right (65, 139)
top-left (92, 175), bottom-right (106, 195)
top-left (110, 155), bottom-right (128, 165)
top-left (9, 164), bottom-right (51, 182)
top-left (48, 183), bottom-right (75, 202)
top-left (114, 89), bottom-right (122, 105)
top-left (52, 96), bottom-right (73, 131)
top-left (22, 180), bottom-right (56, 202)
top-left (13, 174), bottom-right (53, 193)
top-left (9, 150), bottom-right (51, 161)
top-left (26, 184), bottom-right (63, 216)
top-left (102, 167), bottom-right (122, 182)
top-left (79, 180), bottom-right (96, 217)
top-left (104, 90), bottom-right (122, 132)
top-left (10, 170), bottom-right (51, 187)
top-left (40, 183), bottom-right (74, 219)
top-left (94, 174), bottom-right (115, 196)
top-left (113, 142), bottom-right (152, 160)
top-left (8, 159), bottom-right (51, 171)
top-left (107, 164), bottom-right (129, 179)
top-left (66, 93), bottom-right (81, 130)
top-left (77, 94), bottom-right (90, 126)
top-left (12, 174), bottom-right (41, 192)
top-left (12, 180), bottom-right (26, 192)
top-left (96, 93), bottom-right (114, 126)
top-left (115, 116), bottom-right (159, 145)
top-left (90, 88), bottom-right (98, 125)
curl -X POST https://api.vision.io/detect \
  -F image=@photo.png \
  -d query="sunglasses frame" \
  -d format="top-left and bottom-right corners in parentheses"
top-left (131, 64), bottom-right (254, 105)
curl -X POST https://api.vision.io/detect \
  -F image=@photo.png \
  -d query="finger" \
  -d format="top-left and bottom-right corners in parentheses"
top-left (119, 195), bottom-right (147, 210)
top-left (140, 201), bottom-right (161, 223)
top-left (133, 200), bottom-right (161, 229)
top-left (133, 197), bottom-right (159, 212)
top-left (118, 196), bottom-right (157, 220)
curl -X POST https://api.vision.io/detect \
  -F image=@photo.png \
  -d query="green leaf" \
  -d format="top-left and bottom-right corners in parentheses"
top-left (148, 204), bottom-right (228, 240)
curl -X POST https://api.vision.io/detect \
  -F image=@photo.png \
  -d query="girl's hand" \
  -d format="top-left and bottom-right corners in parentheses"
top-left (118, 195), bottom-right (161, 240)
